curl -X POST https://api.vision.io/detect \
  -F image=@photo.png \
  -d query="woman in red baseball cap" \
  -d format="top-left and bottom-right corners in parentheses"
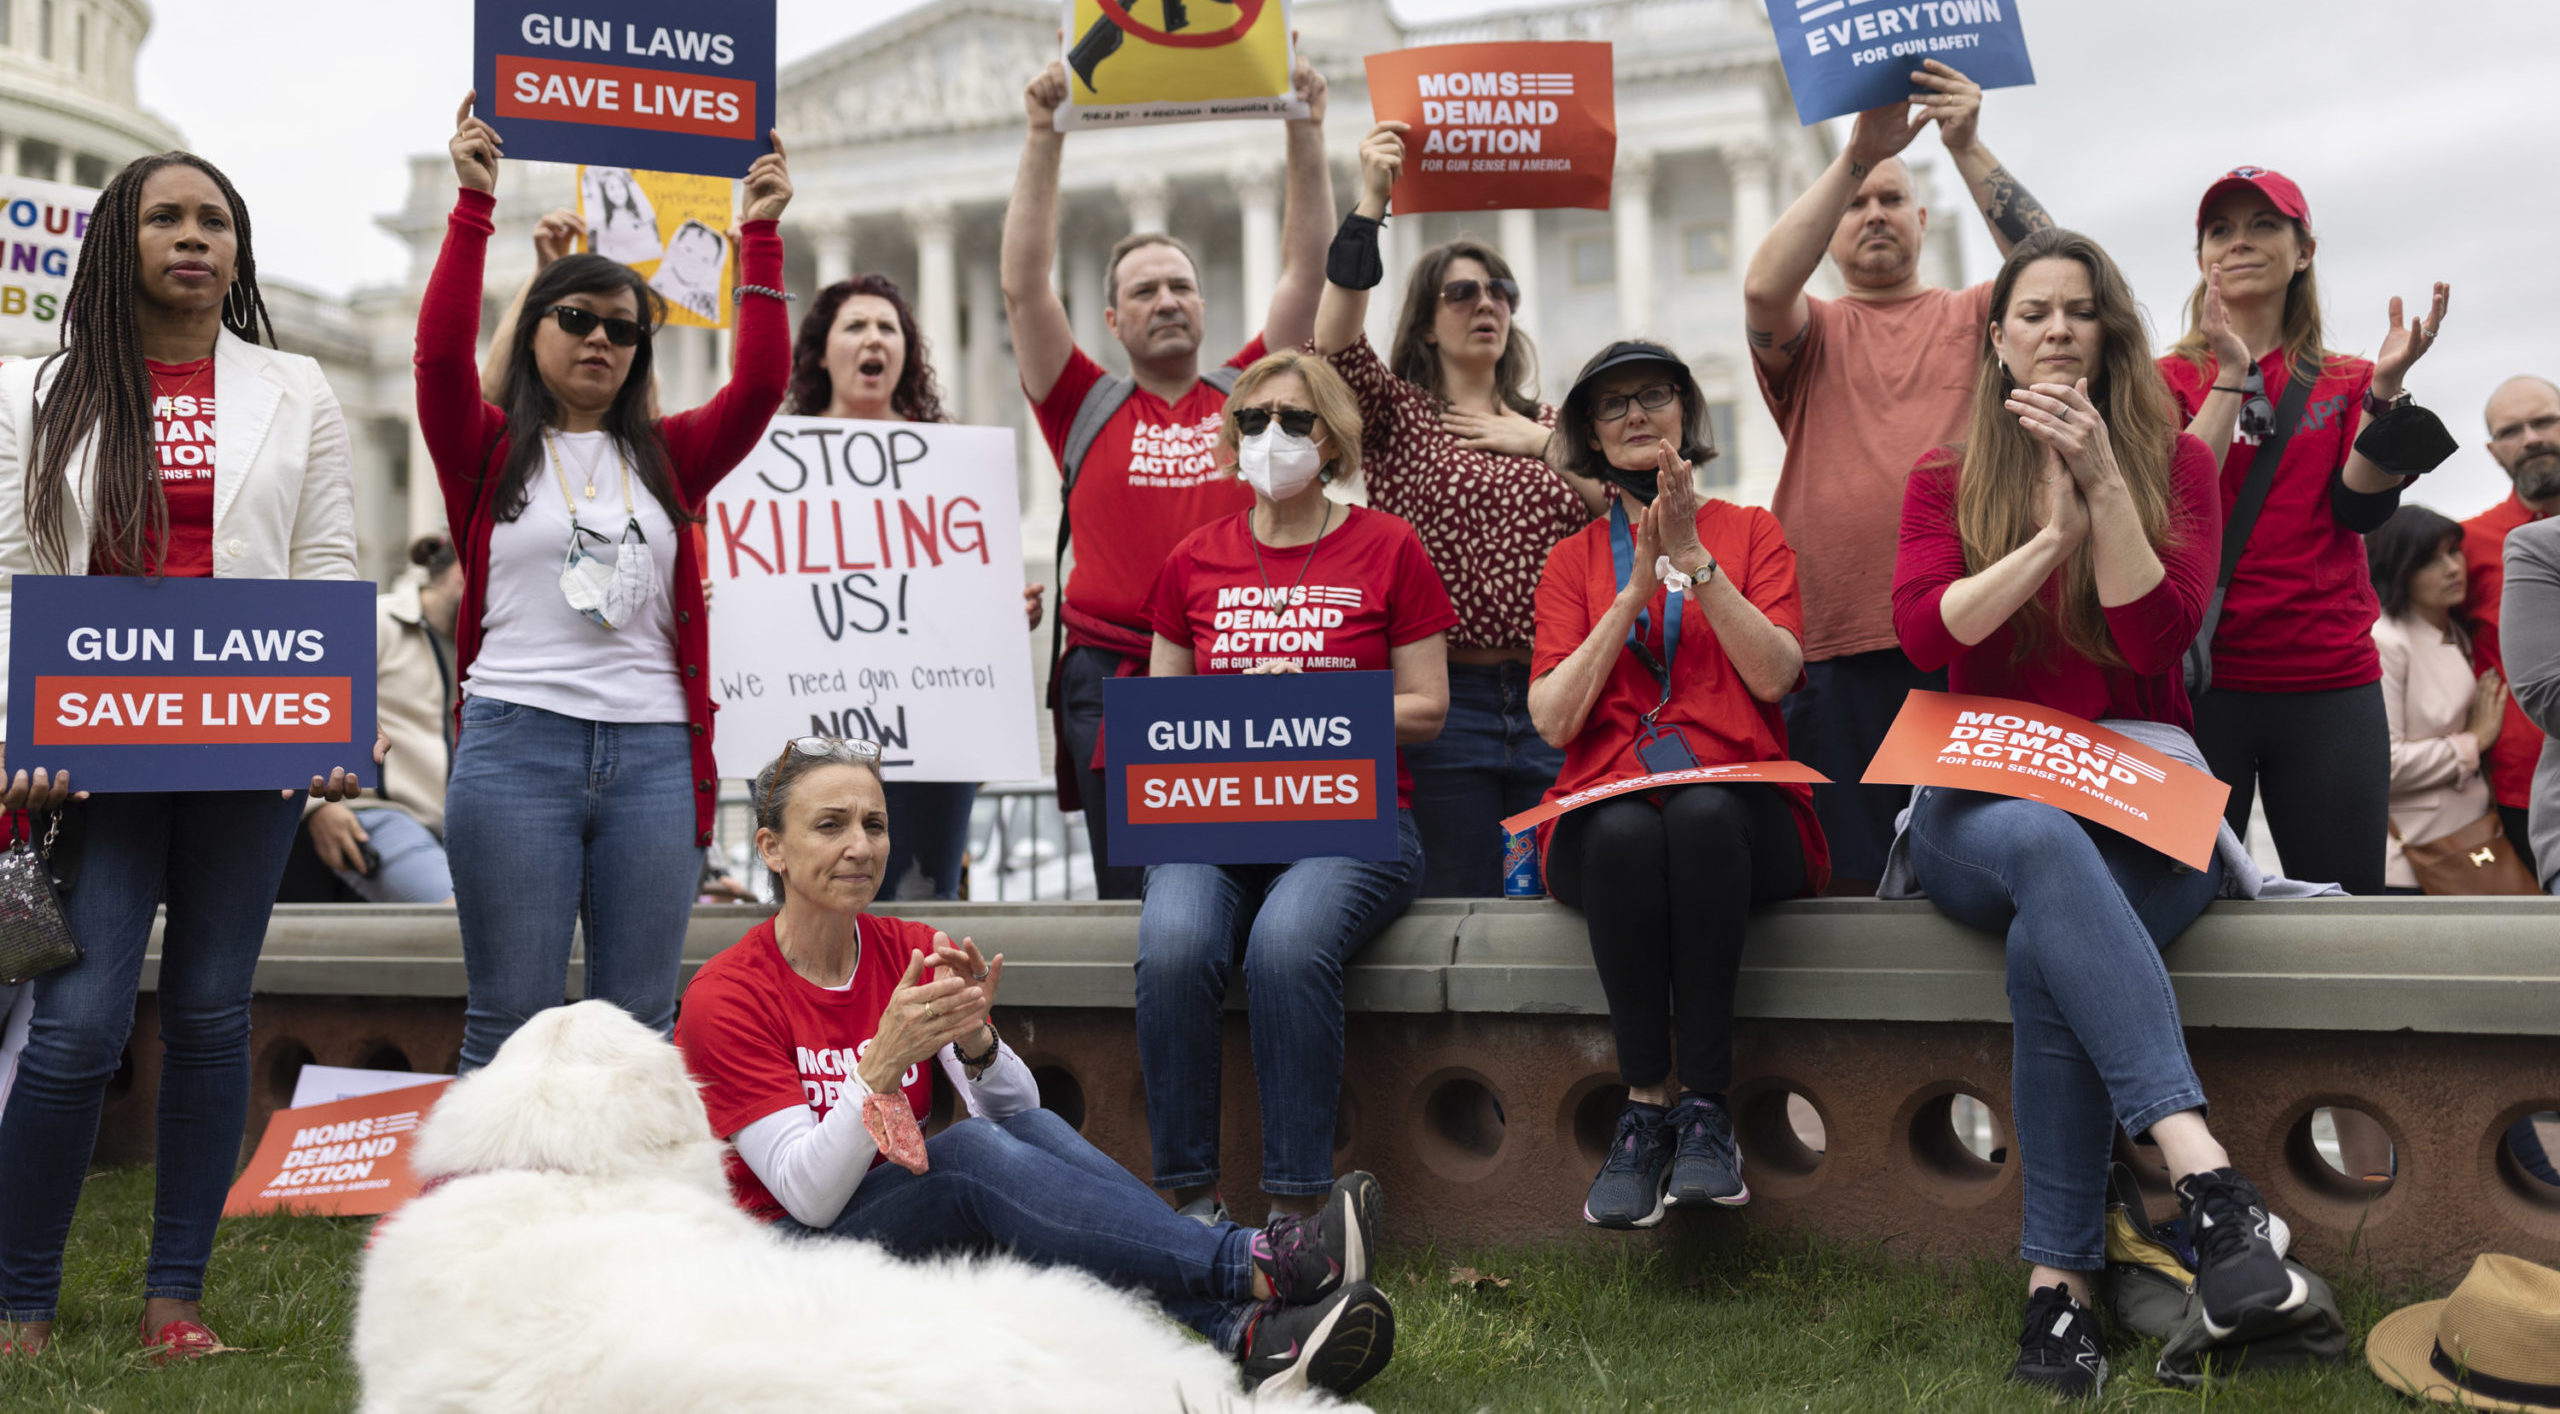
top-left (2160, 165), bottom-right (2453, 896)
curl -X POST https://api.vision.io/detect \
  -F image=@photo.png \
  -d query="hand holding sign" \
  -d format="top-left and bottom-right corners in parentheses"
top-left (1354, 121), bottom-right (1406, 218)
top-left (0, 748), bottom-right (80, 812)
top-left (1024, 59), bottom-right (1071, 137)
top-left (741, 132), bottom-right (792, 222)
top-left (452, 92), bottom-right (504, 194)
top-left (1907, 60), bottom-right (1984, 151)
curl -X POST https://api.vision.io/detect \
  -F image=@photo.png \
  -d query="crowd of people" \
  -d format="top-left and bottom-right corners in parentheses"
top-left (0, 54), bottom-right (2552, 1402)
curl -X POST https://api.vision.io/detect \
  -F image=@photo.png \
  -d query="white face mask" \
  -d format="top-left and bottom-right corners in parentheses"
top-left (1238, 427), bottom-right (1325, 501)
top-left (559, 520), bottom-right (660, 629)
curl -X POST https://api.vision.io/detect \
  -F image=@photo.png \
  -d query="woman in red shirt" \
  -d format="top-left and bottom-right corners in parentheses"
top-left (419, 98), bottom-right (791, 1071)
top-left (1893, 229), bottom-right (2300, 1396)
top-left (675, 739), bottom-right (1395, 1399)
top-left (2161, 167), bottom-right (2452, 893)
top-left (1312, 121), bottom-right (1604, 897)
top-left (1139, 350), bottom-right (1453, 1224)
top-left (1525, 341), bottom-right (1825, 1231)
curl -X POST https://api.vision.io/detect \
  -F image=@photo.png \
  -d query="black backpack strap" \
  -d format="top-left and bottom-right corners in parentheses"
top-left (2215, 364), bottom-right (2317, 590)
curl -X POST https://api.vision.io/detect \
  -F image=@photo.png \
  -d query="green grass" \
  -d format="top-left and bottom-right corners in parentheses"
top-left (6, 1168), bottom-right (2429, 1412)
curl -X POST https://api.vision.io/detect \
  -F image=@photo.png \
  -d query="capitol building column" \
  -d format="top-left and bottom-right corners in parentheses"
top-left (1231, 160), bottom-right (1279, 336)
top-left (1498, 207), bottom-right (1541, 349)
top-left (1117, 174), bottom-right (1171, 239)
top-left (908, 202), bottom-right (959, 388)
top-left (1724, 142), bottom-right (1785, 507)
top-left (1611, 147), bottom-right (1657, 338)
top-left (811, 216), bottom-right (857, 292)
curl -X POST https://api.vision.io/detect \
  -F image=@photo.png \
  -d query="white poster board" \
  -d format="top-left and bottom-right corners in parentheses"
top-left (0, 176), bottom-right (98, 354)
top-left (705, 417), bottom-right (1039, 784)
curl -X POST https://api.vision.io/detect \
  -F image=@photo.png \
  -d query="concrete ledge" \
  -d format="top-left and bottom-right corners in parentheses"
top-left (157, 897), bottom-right (2560, 1035)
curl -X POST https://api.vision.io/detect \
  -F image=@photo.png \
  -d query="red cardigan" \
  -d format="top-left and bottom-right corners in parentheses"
top-left (415, 187), bottom-right (788, 845)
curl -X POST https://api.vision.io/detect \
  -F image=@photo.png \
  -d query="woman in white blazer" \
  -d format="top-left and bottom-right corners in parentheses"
top-left (0, 154), bottom-right (362, 1364)
top-left (2367, 506), bottom-right (2507, 892)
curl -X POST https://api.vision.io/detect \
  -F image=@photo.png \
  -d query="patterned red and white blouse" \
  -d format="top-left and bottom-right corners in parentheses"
top-left (1326, 336), bottom-right (1594, 651)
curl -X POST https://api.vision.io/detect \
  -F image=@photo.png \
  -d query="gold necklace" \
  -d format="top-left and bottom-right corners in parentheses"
top-left (543, 429), bottom-right (619, 501)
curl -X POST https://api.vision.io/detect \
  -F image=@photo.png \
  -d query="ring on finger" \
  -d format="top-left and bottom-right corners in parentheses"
top-left (926, 1000), bottom-right (938, 1018)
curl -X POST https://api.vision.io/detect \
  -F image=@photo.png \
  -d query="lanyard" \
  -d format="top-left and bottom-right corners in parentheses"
top-left (544, 431), bottom-right (636, 534)
top-left (1608, 500), bottom-right (1679, 724)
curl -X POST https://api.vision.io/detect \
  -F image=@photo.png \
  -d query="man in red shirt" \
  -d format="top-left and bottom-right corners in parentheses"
top-left (1743, 61), bottom-right (2057, 890)
top-left (1001, 56), bottom-right (1335, 898)
top-left (2461, 374), bottom-right (2560, 878)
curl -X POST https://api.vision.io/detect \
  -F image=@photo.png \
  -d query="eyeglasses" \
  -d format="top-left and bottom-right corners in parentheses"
top-left (1232, 405), bottom-right (1319, 438)
top-left (786, 736), bottom-right (882, 764)
top-left (544, 305), bottom-right (646, 347)
top-left (1592, 383), bottom-right (1680, 424)
top-left (1440, 277), bottom-right (1520, 310)
top-left (2236, 362), bottom-right (2274, 442)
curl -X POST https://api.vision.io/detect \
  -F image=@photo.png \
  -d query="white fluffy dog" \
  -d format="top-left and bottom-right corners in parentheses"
top-left (355, 1000), bottom-right (1367, 1414)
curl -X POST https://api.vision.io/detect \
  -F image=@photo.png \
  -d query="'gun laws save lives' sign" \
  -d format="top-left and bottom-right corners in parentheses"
top-left (1364, 42), bottom-right (1615, 212)
top-left (475, 0), bottom-right (776, 179)
top-left (703, 417), bottom-right (1039, 785)
top-left (4, 576), bottom-right (378, 794)
top-left (1105, 671), bottom-right (1398, 866)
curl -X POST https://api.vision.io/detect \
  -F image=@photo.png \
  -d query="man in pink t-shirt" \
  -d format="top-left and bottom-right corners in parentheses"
top-left (1742, 60), bottom-right (2058, 889)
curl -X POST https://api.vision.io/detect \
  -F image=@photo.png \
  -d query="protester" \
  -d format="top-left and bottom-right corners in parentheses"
top-left (1138, 351), bottom-right (1451, 1223)
top-left (419, 96), bottom-right (792, 1070)
top-left (788, 274), bottom-right (1042, 900)
top-left (674, 739), bottom-right (1397, 1398)
top-left (2161, 166), bottom-right (2452, 894)
top-left (1525, 342), bottom-right (1826, 1228)
top-left (1744, 61), bottom-right (2060, 890)
top-left (1002, 57), bottom-right (1334, 899)
top-left (304, 534), bottom-right (466, 904)
top-left (2369, 507), bottom-right (2507, 893)
top-left (2459, 374), bottom-right (2560, 881)
top-left (0, 152), bottom-right (365, 1361)
top-left (1310, 123), bottom-right (1600, 896)
top-left (2504, 514), bottom-right (2560, 893)
top-left (1891, 229), bottom-right (2315, 1396)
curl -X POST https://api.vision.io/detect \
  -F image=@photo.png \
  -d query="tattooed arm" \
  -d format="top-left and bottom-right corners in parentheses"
top-left (1912, 59), bottom-right (2054, 258)
top-left (1742, 99), bottom-right (1927, 375)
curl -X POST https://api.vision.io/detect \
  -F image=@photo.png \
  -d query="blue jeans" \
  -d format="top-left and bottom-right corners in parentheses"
top-left (0, 790), bottom-right (301, 1321)
top-left (883, 781), bottom-right (977, 900)
top-left (1136, 810), bottom-right (1423, 1196)
top-left (445, 697), bottom-right (701, 1071)
top-left (330, 808), bottom-right (453, 903)
top-left (785, 1108), bottom-right (1258, 1352)
top-left (1405, 661), bottom-right (1564, 897)
top-left (1906, 787), bottom-right (2223, 1271)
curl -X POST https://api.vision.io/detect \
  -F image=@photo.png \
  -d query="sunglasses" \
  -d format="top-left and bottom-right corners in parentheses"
top-left (786, 736), bottom-right (883, 764)
top-left (1440, 277), bottom-right (1520, 310)
top-left (1592, 383), bottom-right (1680, 424)
top-left (1232, 405), bottom-right (1319, 438)
top-left (2236, 362), bottom-right (2274, 441)
top-left (544, 304), bottom-right (646, 347)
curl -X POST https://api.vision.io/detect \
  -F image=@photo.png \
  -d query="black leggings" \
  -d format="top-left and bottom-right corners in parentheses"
top-left (2192, 682), bottom-right (2389, 895)
top-left (1547, 785), bottom-right (1806, 1093)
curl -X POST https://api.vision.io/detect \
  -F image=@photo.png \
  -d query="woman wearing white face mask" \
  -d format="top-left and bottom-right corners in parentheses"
top-left (420, 96), bottom-right (793, 1070)
top-left (1137, 350), bottom-right (1453, 1222)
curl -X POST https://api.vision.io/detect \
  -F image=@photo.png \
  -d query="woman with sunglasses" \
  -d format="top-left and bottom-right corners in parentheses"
top-left (1139, 349), bottom-right (1452, 1225)
top-left (420, 95), bottom-right (793, 1070)
top-left (1311, 121), bottom-right (1604, 897)
top-left (2162, 167), bottom-right (2452, 894)
top-left (1526, 341), bottom-right (1825, 1229)
top-left (673, 736), bottom-right (1398, 1399)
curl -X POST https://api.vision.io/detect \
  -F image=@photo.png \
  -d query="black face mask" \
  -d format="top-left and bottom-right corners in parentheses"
top-left (1601, 463), bottom-right (1660, 505)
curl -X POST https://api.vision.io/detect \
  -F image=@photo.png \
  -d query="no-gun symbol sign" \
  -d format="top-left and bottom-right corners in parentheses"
top-left (1054, 0), bottom-right (1305, 129)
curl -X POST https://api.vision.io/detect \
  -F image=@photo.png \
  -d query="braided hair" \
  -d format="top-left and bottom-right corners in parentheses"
top-left (26, 152), bottom-right (276, 575)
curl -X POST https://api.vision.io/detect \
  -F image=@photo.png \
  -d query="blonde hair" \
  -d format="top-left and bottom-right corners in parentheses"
top-left (1220, 350), bottom-right (1363, 485)
top-left (2166, 216), bottom-right (2329, 388)
top-left (1956, 230), bottom-right (2180, 667)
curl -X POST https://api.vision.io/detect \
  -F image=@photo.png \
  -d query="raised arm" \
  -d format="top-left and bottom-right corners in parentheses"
top-left (1001, 63), bottom-right (1077, 404)
top-left (1741, 101), bottom-right (1927, 377)
top-left (416, 94), bottom-right (508, 493)
top-left (1261, 55), bottom-right (1334, 353)
top-left (660, 136), bottom-right (794, 500)
top-left (481, 209), bottom-right (587, 403)
top-left (1650, 448), bottom-right (1801, 703)
top-left (1314, 121), bottom-right (1405, 356)
top-left (2338, 285), bottom-right (2452, 501)
top-left (1911, 61), bottom-right (2053, 260)
top-left (1531, 511), bottom-right (1652, 748)
top-left (2178, 268), bottom-right (2253, 467)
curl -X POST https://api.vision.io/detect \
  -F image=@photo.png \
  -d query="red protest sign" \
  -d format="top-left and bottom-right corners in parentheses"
top-left (1364, 42), bottom-right (1615, 213)
top-left (1125, 758), bottom-right (1378, 824)
top-left (1862, 692), bottom-right (2230, 869)
top-left (223, 1080), bottom-right (450, 1218)
top-left (1501, 760), bottom-right (1830, 836)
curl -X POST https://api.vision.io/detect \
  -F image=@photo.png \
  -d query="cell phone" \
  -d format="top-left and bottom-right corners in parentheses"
top-left (357, 841), bottom-right (382, 877)
top-left (1634, 726), bottom-right (1701, 775)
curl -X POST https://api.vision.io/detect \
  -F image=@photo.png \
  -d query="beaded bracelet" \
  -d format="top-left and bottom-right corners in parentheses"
top-left (733, 284), bottom-right (793, 305)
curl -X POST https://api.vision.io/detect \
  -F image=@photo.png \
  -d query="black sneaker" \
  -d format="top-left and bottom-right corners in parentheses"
top-left (1665, 1093), bottom-right (1748, 1207)
top-left (1251, 1171), bottom-right (1380, 1304)
top-left (2010, 1283), bottom-right (2107, 1398)
top-left (1583, 1101), bottom-right (1673, 1229)
top-left (2174, 1167), bottom-right (2308, 1339)
top-left (1238, 1280), bottom-right (1395, 1398)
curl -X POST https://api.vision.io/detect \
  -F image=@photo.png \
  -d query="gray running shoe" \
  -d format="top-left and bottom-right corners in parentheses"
top-left (1583, 1102), bottom-right (1673, 1229)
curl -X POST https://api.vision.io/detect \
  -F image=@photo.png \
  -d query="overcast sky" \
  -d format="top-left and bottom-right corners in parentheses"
top-left (137, 0), bottom-right (2556, 516)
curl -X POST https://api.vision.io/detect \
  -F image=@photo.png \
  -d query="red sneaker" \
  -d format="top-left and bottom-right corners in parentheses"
top-left (143, 1318), bottom-right (223, 1364)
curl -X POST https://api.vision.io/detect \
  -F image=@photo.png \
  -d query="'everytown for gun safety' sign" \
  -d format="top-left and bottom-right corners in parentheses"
top-left (1364, 43), bottom-right (1616, 213)
top-left (476, 0), bottom-right (776, 179)
top-left (224, 1080), bottom-right (451, 1218)
top-left (704, 417), bottom-right (1039, 785)
top-left (578, 165), bottom-right (733, 329)
top-left (1055, 0), bottom-right (1306, 129)
top-left (0, 176), bottom-right (94, 351)
top-left (1862, 691), bottom-right (2228, 868)
top-left (1105, 670), bottom-right (1398, 866)
top-left (1764, 0), bottom-right (2035, 126)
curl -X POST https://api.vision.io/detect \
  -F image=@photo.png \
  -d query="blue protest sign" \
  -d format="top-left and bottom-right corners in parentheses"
top-left (474, 0), bottom-right (776, 180)
top-left (5, 576), bottom-right (378, 794)
top-left (1764, 0), bottom-right (2035, 126)
top-left (1105, 670), bottom-right (1398, 867)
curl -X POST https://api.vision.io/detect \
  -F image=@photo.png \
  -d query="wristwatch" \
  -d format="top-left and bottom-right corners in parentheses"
top-left (1684, 552), bottom-right (1720, 589)
top-left (2364, 387), bottom-right (2413, 418)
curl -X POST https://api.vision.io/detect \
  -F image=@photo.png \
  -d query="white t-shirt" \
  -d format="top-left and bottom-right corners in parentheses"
top-left (464, 429), bottom-right (687, 723)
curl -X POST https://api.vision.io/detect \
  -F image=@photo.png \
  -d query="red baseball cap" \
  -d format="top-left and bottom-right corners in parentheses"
top-left (2197, 166), bottom-right (2311, 234)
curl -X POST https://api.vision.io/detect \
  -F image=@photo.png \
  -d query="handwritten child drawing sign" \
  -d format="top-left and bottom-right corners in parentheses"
top-left (1055, 0), bottom-right (1304, 129)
